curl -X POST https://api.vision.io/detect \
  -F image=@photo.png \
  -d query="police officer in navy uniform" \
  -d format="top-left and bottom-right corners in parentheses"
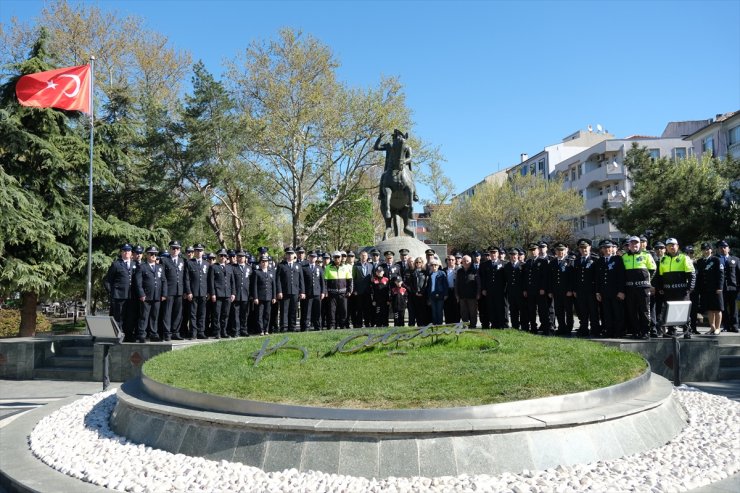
top-left (480, 246), bottom-right (507, 328)
top-left (160, 240), bottom-right (185, 341)
top-left (716, 240), bottom-right (740, 332)
top-left (595, 240), bottom-right (626, 338)
top-left (572, 239), bottom-right (600, 337)
top-left (503, 248), bottom-right (526, 330)
top-left (697, 242), bottom-right (725, 334)
top-left (134, 246), bottom-right (168, 343)
top-left (231, 250), bottom-right (252, 336)
top-left (184, 244), bottom-right (209, 339)
top-left (105, 243), bottom-right (135, 341)
top-left (209, 249), bottom-right (235, 338)
top-left (276, 247), bottom-right (305, 332)
top-left (548, 242), bottom-right (574, 336)
top-left (301, 251), bottom-right (326, 331)
top-left (251, 254), bottom-right (277, 335)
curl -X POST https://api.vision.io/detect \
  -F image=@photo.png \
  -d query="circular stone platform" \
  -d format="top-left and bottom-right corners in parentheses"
top-left (110, 368), bottom-right (688, 479)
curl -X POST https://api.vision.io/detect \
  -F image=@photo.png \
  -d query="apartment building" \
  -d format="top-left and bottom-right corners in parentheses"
top-left (684, 110), bottom-right (740, 160)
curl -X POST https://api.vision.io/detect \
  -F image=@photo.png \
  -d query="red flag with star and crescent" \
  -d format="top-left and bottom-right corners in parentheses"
top-left (15, 65), bottom-right (91, 114)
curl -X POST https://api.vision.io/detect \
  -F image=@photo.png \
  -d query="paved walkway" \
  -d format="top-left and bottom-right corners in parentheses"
top-left (1, 378), bottom-right (738, 492)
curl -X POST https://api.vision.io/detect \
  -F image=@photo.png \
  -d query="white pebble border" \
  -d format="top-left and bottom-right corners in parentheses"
top-left (28, 386), bottom-right (739, 493)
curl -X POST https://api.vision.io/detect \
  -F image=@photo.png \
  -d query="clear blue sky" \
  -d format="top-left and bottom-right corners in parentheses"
top-left (2, 0), bottom-right (739, 200)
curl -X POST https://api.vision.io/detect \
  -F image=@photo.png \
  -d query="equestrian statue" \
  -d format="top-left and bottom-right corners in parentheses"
top-left (375, 129), bottom-right (419, 240)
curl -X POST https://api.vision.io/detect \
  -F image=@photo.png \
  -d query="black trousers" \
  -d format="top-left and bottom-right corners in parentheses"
top-left (507, 293), bottom-right (526, 330)
top-left (109, 298), bottom-right (129, 337)
top-left (328, 294), bottom-right (348, 329)
top-left (138, 299), bottom-right (160, 339)
top-left (444, 292), bottom-right (460, 323)
top-left (574, 291), bottom-right (600, 336)
top-left (232, 299), bottom-right (250, 335)
top-left (255, 300), bottom-right (272, 333)
top-left (350, 292), bottom-right (373, 328)
top-left (723, 289), bottom-right (739, 331)
top-left (625, 291), bottom-right (651, 337)
top-left (213, 297), bottom-right (231, 337)
top-left (161, 294), bottom-right (183, 338)
top-left (526, 292), bottom-right (552, 332)
top-left (478, 293), bottom-right (489, 328)
top-left (301, 296), bottom-right (321, 330)
top-left (411, 295), bottom-right (429, 326)
top-left (279, 294), bottom-right (299, 331)
top-left (485, 290), bottom-right (506, 328)
top-left (374, 302), bottom-right (390, 327)
top-left (600, 294), bottom-right (624, 337)
top-left (553, 293), bottom-right (574, 335)
top-left (189, 296), bottom-right (207, 337)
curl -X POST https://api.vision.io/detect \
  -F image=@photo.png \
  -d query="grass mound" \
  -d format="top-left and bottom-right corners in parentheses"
top-left (143, 328), bottom-right (646, 409)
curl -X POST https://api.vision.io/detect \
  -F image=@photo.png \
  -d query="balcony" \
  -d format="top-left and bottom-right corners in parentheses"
top-left (575, 222), bottom-right (622, 241)
top-left (570, 160), bottom-right (626, 189)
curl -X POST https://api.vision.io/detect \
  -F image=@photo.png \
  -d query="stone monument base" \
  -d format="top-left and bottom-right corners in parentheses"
top-left (375, 236), bottom-right (432, 262)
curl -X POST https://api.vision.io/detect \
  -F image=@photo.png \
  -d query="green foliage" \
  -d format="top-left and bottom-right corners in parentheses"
top-left (430, 174), bottom-right (584, 250)
top-left (607, 144), bottom-right (735, 243)
top-left (0, 309), bottom-right (50, 338)
top-left (143, 329), bottom-right (646, 408)
top-left (303, 188), bottom-right (375, 251)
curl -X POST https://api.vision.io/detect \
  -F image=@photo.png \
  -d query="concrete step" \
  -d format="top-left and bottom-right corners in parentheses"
top-left (719, 344), bottom-right (740, 356)
top-left (56, 345), bottom-right (94, 357)
top-left (718, 367), bottom-right (740, 381)
top-left (33, 367), bottom-right (94, 381)
top-left (719, 355), bottom-right (740, 368)
top-left (43, 356), bottom-right (93, 369)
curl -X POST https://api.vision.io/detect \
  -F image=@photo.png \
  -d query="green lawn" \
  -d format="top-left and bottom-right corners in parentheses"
top-left (143, 328), bottom-right (646, 409)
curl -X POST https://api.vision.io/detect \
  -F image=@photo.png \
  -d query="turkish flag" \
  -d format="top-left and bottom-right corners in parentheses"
top-left (15, 65), bottom-right (91, 114)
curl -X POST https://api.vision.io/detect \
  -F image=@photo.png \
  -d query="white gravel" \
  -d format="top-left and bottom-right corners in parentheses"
top-left (29, 386), bottom-right (739, 492)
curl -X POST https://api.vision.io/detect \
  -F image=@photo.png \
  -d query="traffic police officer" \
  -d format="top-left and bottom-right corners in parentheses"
top-left (621, 236), bottom-right (656, 339)
top-left (653, 238), bottom-right (696, 338)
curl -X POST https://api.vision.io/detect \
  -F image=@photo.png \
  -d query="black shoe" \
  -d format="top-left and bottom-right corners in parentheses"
top-left (171, 335), bottom-right (184, 341)
top-left (683, 332), bottom-right (692, 339)
top-left (729, 328), bottom-right (739, 333)
top-left (148, 335), bottom-right (161, 342)
top-left (163, 335), bottom-right (172, 341)
top-left (196, 333), bottom-right (207, 339)
top-left (640, 334), bottom-right (649, 340)
top-left (239, 332), bottom-right (249, 337)
top-left (137, 337), bottom-right (147, 343)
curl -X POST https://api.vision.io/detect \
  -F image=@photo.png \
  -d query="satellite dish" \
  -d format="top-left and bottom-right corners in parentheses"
top-left (611, 159), bottom-right (619, 169)
top-left (588, 124), bottom-right (593, 132)
top-left (610, 190), bottom-right (617, 198)
top-left (620, 190), bottom-right (626, 198)
top-left (596, 124), bottom-right (603, 133)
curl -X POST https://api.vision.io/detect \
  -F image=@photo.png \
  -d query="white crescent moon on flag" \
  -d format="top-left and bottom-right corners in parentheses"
top-left (58, 74), bottom-right (81, 97)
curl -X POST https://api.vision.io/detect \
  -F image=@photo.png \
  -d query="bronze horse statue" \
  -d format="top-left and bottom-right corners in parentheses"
top-left (375, 130), bottom-right (418, 240)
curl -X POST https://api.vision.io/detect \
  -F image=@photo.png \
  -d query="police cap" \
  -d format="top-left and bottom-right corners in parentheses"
top-left (227, 249), bottom-right (236, 257)
top-left (455, 252), bottom-right (463, 258)
top-left (399, 248), bottom-right (410, 256)
top-left (384, 250), bottom-right (395, 257)
top-left (120, 243), bottom-right (132, 251)
top-left (554, 242), bottom-right (566, 250)
top-left (236, 249), bottom-right (246, 256)
top-left (682, 245), bottom-right (694, 254)
top-left (259, 254), bottom-right (269, 262)
top-left (284, 246), bottom-right (295, 254)
top-left (425, 248), bottom-right (436, 255)
top-left (653, 241), bottom-right (666, 249)
top-left (527, 243), bottom-right (538, 251)
top-left (258, 246), bottom-right (269, 254)
top-left (577, 238), bottom-right (592, 247)
top-left (627, 236), bottom-right (640, 243)
top-left (701, 242), bottom-right (712, 250)
top-left (538, 241), bottom-right (548, 248)
top-left (296, 246), bottom-right (306, 253)
top-left (322, 252), bottom-right (331, 259)
top-left (193, 243), bottom-right (205, 251)
top-left (185, 246), bottom-right (194, 253)
top-left (665, 238), bottom-right (678, 245)
top-left (715, 240), bottom-right (729, 248)
top-left (145, 246), bottom-right (158, 254)
top-left (169, 240), bottom-right (181, 248)
top-left (370, 249), bottom-right (381, 256)
top-left (332, 251), bottom-right (342, 258)
top-left (308, 250), bottom-right (317, 257)
top-left (598, 240), bottom-right (613, 248)
top-left (347, 251), bottom-right (355, 257)
top-left (134, 245), bottom-right (144, 254)
top-left (488, 246), bottom-right (499, 253)
top-left (216, 248), bottom-right (228, 256)
top-left (472, 250), bottom-right (481, 257)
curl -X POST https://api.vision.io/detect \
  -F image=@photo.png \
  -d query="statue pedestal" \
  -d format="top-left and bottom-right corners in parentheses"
top-left (376, 236), bottom-right (431, 262)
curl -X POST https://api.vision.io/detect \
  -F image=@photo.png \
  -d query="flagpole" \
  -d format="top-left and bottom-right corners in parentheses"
top-left (85, 56), bottom-right (95, 316)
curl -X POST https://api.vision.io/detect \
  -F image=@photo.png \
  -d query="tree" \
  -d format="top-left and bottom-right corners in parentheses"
top-left (607, 143), bottom-right (733, 244)
top-left (0, 32), bottom-right (156, 335)
top-left (226, 28), bottom-right (413, 246)
top-left (417, 154), bottom-right (454, 205)
top-left (429, 174), bottom-right (583, 251)
top-left (304, 188), bottom-right (375, 252)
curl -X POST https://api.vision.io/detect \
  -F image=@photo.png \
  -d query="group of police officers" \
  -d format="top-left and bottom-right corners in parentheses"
top-left (104, 236), bottom-right (739, 343)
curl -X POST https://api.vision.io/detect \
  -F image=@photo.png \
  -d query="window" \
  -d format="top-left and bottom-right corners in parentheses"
top-left (598, 186), bottom-right (604, 196)
top-left (600, 214), bottom-right (606, 224)
top-left (673, 147), bottom-right (687, 159)
top-left (580, 217), bottom-right (586, 230)
top-left (520, 166), bottom-right (527, 177)
top-left (538, 159), bottom-right (545, 173)
top-left (702, 136), bottom-right (714, 156)
top-left (648, 149), bottom-right (660, 161)
top-left (729, 126), bottom-right (740, 146)
top-left (530, 164), bottom-right (536, 175)
top-left (571, 168), bottom-right (577, 182)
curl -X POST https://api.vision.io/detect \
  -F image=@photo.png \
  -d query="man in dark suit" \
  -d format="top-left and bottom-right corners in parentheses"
top-left (184, 244), bottom-right (208, 339)
top-left (134, 246), bottom-right (168, 343)
top-left (596, 240), bottom-right (627, 338)
top-left (276, 247), bottom-right (305, 332)
top-left (547, 242), bottom-right (575, 336)
top-left (231, 250), bottom-right (252, 336)
top-left (503, 248), bottom-right (525, 330)
top-left (209, 248), bottom-right (235, 338)
top-left (301, 251), bottom-right (326, 331)
top-left (160, 240), bottom-right (185, 341)
top-left (480, 246), bottom-right (507, 328)
top-left (717, 240), bottom-right (740, 332)
top-left (105, 243), bottom-right (135, 341)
